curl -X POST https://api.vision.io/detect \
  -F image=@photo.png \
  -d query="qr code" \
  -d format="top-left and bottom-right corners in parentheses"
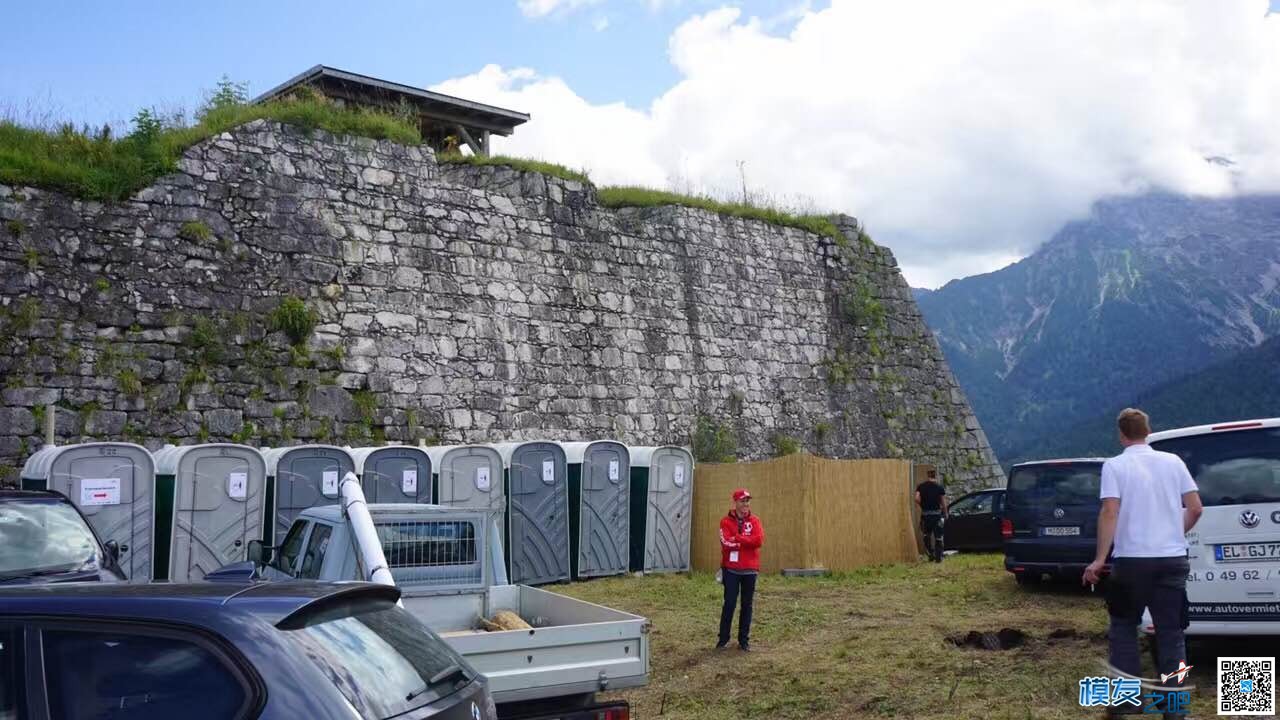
top-left (1219, 656), bottom-right (1275, 716)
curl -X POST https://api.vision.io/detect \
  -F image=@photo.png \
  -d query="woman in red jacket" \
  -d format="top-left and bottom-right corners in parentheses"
top-left (718, 488), bottom-right (765, 651)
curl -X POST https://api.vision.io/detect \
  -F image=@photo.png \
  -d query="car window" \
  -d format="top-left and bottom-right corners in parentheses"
top-left (42, 626), bottom-right (250, 720)
top-left (273, 520), bottom-right (309, 574)
top-left (0, 499), bottom-right (102, 579)
top-left (951, 494), bottom-right (993, 516)
top-left (299, 523), bottom-right (333, 579)
top-left (0, 624), bottom-right (24, 720)
top-left (1152, 427), bottom-right (1280, 506)
top-left (285, 596), bottom-right (475, 718)
top-left (1006, 466), bottom-right (1102, 507)
top-left (948, 495), bottom-right (977, 515)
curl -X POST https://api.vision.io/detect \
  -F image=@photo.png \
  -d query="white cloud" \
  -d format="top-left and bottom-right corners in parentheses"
top-left (467, 1), bottom-right (1280, 287)
top-left (517, 0), bottom-right (601, 19)
top-left (592, 15), bottom-right (610, 31)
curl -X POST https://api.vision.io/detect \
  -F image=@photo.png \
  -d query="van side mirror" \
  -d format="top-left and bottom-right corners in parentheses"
top-left (246, 540), bottom-right (272, 566)
top-left (104, 540), bottom-right (120, 564)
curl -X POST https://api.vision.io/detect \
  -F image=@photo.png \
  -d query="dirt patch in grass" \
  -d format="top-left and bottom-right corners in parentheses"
top-left (558, 554), bottom-right (1223, 719)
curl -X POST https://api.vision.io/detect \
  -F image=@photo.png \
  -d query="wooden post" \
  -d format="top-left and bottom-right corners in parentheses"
top-left (454, 125), bottom-right (483, 156)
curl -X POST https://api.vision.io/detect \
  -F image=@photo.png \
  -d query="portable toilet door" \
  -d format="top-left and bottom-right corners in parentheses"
top-left (350, 446), bottom-right (432, 504)
top-left (260, 446), bottom-right (354, 544)
top-left (152, 444), bottom-right (265, 582)
top-left (20, 442), bottom-right (158, 582)
top-left (629, 446), bottom-right (694, 573)
top-left (562, 441), bottom-right (629, 579)
top-left (492, 441), bottom-right (570, 585)
top-left (426, 445), bottom-right (504, 512)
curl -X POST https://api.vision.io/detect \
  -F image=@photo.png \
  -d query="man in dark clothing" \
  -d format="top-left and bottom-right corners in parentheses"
top-left (718, 488), bottom-right (764, 651)
top-left (915, 470), bottom-right (948, 562)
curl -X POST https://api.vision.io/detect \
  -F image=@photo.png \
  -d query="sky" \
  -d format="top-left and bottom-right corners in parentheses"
top-left (5, 0), bottom-right (1280, 288)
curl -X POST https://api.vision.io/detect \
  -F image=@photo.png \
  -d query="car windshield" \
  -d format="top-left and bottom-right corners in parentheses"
top-left (1006, 465), bottom-right (1102, 508)
top-left (0, 499), bottom-right (101, 578)
top-left (1151, 427), bottom-right (1280, 507)
top-left (284, 596), bottom-right (475, 718)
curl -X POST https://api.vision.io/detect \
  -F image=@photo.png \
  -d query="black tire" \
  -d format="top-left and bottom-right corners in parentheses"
top-left (1015, 572), bottom-right (1042, 586)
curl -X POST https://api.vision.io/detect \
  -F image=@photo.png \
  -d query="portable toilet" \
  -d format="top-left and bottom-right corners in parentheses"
top-left (152, 444), bottom-right (266, 582)
top-left (561, 441), bottom-right (630, 579)
top-left (629, 446), bottom-right (694, 573)
top-left (260, 445), bottom-right (354, 544)
top-left (20, 442), bottom-right (158, 582)
top-left (426, 445), bottom-right (504, 512)
top-left (350, 445), bottom-right (432, 504)
top-left (491, 441), bottom-right (570, 585)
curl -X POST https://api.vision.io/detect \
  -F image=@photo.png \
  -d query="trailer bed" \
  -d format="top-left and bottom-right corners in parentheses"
top-left (402, 583), bottom-right (649, 705)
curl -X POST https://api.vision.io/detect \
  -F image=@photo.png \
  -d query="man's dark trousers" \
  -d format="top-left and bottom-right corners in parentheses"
top-left (719, 570), bottom-right (757, 646)
top-left (1106, 556), bottom-right (1190, 681)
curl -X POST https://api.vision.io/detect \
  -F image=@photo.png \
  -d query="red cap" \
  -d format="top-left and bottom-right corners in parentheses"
top-left (732, 488), bottom-right (752, 502)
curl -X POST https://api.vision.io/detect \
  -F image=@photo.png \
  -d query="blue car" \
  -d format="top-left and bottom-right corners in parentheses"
top-left (1002, 458), bottom-right (1106, 585)
top-left (0, 489), bottom-right (126, 584)
top-left (0, 580), bottom-right (496, 719)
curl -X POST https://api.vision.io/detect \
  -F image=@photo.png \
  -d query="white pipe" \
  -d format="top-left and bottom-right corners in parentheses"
top-left (43, 403), bottom-right (55, 449)
top-left (339, 471), bottom-right (396, 587)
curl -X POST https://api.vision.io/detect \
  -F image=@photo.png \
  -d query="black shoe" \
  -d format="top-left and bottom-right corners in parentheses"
top-left (738, 643), bottom-right (751, 652)
top-left (715, 640), bottom-right (728, 650)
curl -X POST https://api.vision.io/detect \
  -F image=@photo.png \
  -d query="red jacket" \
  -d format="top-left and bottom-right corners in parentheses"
top-left (720, 511), bottom-right (765, 572)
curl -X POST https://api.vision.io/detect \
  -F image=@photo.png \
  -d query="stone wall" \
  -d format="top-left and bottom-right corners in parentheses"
top-left (0, 120), bottom-right (1003, 492)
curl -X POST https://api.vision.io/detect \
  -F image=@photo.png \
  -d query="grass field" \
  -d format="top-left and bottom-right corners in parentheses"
top-left (560, 554), bottom-right (1267, 719)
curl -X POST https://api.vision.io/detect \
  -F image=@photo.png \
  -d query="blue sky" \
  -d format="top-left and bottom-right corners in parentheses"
top-left (2, 0), bottom-right (805, 129)
top-left (5, 1), bottom-right (1280, 288)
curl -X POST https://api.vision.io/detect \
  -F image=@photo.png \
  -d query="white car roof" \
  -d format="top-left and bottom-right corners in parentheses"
top-left (1010, 457), bottom-right (1107, 468)
top-left (1147, 417), bottom-right (1280, 443)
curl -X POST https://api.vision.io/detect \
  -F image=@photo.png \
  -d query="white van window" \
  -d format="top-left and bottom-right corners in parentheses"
top-left (1152, 427), bottom-right (1280, 506)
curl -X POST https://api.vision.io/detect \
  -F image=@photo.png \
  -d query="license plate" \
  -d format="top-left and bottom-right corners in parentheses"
top-left (1042, 526), bottom-right (1081, 536)
top-left (1215, 542), bottom-right (1280, 563)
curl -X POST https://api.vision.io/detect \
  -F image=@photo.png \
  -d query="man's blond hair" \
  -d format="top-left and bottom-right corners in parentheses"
top-left (1117, 408), bottom-right (1151, 441)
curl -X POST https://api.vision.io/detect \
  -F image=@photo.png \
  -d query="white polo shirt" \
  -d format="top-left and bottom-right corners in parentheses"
top-left (1100, 443), bottom-right (1198, 558)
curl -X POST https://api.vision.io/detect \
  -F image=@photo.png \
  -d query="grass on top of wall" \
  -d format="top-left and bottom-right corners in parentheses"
top-left (0, 84), bottom-right (421, 202)
top-left (597, 185), bottom-right (857, 245)
top-left (435, 151), bottom-right (592, 185)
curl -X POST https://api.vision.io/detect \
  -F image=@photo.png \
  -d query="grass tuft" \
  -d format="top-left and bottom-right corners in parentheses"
top-left (597, 186), bottom-right (846, 243)
top-left (436, 152), bottom-right (591, 185)
top-left (0, 85), bottom-right (420, 202)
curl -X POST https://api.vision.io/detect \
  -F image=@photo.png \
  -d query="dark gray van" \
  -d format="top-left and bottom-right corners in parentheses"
top-left (1002, 459), bottom-right (1106, 585)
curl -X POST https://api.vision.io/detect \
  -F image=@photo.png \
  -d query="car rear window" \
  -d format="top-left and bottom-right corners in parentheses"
top-left (284, 596), bottom-right (475, 719)
top-left (1151, 427), bottom-right (1280, 507)
top-left (1006, 465), bottom-right (1102, 508)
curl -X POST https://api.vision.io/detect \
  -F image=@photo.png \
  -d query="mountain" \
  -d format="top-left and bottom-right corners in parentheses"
top-left (916, 192), bottom-right (1280, 464)
top-left (911, 287), bottom-right (934, 302)
top-left (1030, 334), bottom-right (1280, 459)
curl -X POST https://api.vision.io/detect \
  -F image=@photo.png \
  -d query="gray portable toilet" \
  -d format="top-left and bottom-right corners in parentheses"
top-left (629, 446), bottom-right (694, 573)
top-left (152, 444), bottom-right (266, 582)
top-left (20, 442), bottom-right (158, 582)
top-left (426, 445), bottom-right (505, 512)
top-left (492, 441), bottom-right (570, 585)
top-left (562, 441), bottom-right (629, 579)
top-left (350, 445), bottom-right (432, 504)
top-left (260, 445), bottom-right (354, 544)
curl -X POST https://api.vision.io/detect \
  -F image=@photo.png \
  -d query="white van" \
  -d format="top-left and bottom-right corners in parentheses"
top-left (1140, 418), bottom-right (1280, 637)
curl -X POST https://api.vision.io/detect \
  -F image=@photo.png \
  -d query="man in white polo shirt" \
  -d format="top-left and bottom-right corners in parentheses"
top-left (1083, 408), bottom-right (1203, 708)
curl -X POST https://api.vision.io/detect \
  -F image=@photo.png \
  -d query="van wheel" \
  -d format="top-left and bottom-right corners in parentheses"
top-left (1015, 572), bottom-right (1041, 586)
